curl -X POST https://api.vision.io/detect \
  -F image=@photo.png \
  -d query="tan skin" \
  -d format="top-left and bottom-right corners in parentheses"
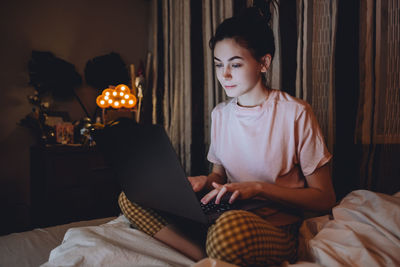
top-left (188, 38), bottom-right (336, 213)
top-left (189, 163), bottom-right (336, 212)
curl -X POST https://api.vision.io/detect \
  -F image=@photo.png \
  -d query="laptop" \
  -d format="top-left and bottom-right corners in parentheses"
top-left (96, 118), bottom-right (266, 225)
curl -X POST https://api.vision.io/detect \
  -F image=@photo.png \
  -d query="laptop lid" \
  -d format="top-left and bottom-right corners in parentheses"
top-left (97, 119), bottom-right (209, 224)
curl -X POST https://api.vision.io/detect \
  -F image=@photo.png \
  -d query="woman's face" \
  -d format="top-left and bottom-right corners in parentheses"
top-left (214, 38), bottom-right (266, 100)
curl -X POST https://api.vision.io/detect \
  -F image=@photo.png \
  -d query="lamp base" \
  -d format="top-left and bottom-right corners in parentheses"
top-left (102, 108), bottom-right (136, 124)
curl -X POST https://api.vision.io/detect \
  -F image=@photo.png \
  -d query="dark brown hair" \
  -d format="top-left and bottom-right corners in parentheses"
top-left (209, 6), bottom-right (275, 62)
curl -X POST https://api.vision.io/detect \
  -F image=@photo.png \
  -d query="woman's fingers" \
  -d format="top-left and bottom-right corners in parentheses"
top-left (215, 186), bottom-right (227, 204)
top-left (229, 190), bottom-right (240, 204)
top-left (201, 182), bottom-right (243, 204)
top-left (188, 177), bottom-right (199, 191)
top-left (201, 189), bottom-right (219, 204)
top-left (212, 182), bottom-right (223, 189)
top-left (193, 184), bottom-right (200, 192)
top-left (188, 176), bottom-right (207, 192)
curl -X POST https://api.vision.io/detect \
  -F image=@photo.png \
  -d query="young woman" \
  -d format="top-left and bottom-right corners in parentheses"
top-left (119, 7), bottom-right (336, 267)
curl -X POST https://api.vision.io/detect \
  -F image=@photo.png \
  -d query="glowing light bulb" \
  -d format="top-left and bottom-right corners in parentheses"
top-left (96, 84), bottom-right (137, 109)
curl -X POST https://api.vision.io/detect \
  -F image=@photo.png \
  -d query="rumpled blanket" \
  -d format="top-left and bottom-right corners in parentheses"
top-left (41, 216), bottom-right (194, 267)
top-left (41, 190), bottom-right (400, 267)
top-left (309, 190), bottom-right (400, 267)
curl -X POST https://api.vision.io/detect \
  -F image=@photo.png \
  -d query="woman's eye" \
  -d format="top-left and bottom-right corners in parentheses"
top-left (232, 63), bottom-right (242, 68)
top-left (214, 63), bottom-right (223, 68)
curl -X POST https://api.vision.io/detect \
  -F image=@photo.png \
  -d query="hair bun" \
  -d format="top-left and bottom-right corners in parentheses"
top-left (209, 4), bottom-right (276, 60)
top-left (252, 0), bottom-right (274, 25)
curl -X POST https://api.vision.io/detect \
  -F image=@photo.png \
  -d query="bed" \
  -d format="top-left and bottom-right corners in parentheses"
top-left (1, 189), bottom-right (399, 267)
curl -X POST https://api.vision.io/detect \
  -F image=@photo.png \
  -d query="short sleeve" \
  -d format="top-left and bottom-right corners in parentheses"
top-left (296, 105), bottom-right (332, 176)
top-left (207, 109), bottom-right (222, 165)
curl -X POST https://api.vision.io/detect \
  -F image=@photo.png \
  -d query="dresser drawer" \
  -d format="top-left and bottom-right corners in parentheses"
top-left (30, 145), bottom-right (120, 228)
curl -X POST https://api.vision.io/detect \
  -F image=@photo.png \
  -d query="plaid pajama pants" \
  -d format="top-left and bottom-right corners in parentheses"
top-left (118, 191), bottom-right (299, 266)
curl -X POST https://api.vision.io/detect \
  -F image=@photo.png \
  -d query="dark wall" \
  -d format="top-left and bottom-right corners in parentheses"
top-left (0, 0), bottom-right (150, 234)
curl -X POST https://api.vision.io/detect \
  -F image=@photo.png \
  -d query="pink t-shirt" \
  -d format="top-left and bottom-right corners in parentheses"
top-left (207, 89), bottom-right (332, 188)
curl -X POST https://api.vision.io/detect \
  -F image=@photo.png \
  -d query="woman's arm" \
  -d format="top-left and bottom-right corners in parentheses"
top-left (256, 163), bottom-right (336, 211)
top-left (203, 163), bottom-right (336, 212)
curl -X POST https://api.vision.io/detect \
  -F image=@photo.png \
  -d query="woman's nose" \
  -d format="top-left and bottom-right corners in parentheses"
top-left (223, 67), bottom-right (232, 80)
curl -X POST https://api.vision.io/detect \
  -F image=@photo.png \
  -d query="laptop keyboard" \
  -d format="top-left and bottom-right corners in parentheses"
top-left (200, 201), bottom-right (236, 215)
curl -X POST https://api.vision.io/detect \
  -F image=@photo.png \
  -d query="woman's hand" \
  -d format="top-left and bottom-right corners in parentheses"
top-left (188, 164), bottom-right (227, 193)
top-left (188, 176), bottom-right (208, 192)
top-left (201, 181), bottom-right (262, 204)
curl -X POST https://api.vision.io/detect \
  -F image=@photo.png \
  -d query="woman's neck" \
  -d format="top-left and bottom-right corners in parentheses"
top-left (237, 85), bottom-right (270, 107)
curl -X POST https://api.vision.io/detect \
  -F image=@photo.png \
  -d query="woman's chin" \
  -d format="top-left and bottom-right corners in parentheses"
top-left (223, 90), bottom-right (238, 98)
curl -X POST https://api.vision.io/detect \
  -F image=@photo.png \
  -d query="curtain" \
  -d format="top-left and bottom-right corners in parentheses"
top-left (202, 0), bottom-right (233, 153)
top-left (148, 0), bottom-right (159, 125)
top-left (296, 0), bottom-right (338, 154)
top-left (357, 0), bottom-right (400, 144)
top-left (161, 0), bottom-right (192, 173)
top-left (356, 0), bottom-right (400, 193)
top-left (296, 0), bottom-right (400, 196)
top-left (146, 0), bottom-right (234, 174)
top-left (145, 0), bottom-right (192, 173)
top-left (266, 1), bottom-right (282, 91)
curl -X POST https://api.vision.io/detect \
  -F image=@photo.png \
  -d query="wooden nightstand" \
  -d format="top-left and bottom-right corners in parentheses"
top-left (30, 145), bottom-right (121, 228)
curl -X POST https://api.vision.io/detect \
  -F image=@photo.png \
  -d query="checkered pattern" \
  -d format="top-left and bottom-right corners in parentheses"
top-left (119, 192), bottom-right (298, 266)
top-left (206, 210), bottom-right (298, 266)
top-left (118, 191), bottom-right (168, 236)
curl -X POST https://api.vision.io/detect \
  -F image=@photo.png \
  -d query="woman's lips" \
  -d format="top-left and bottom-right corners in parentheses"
top-left (224, 85), bottom-right (237, 89)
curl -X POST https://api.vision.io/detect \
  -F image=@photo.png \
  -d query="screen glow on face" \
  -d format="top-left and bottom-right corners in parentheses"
top-left (214, 38), bottom-right (264, 99)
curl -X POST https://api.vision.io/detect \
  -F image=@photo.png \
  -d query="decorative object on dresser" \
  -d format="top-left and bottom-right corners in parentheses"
top-left (96, 84), bottom-right (137, 124)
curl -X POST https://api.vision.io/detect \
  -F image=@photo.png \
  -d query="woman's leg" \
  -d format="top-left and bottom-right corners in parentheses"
top-left (118, 192), bottom-right (207, 261)
top-left (206, 210), bottom-right (298, 267)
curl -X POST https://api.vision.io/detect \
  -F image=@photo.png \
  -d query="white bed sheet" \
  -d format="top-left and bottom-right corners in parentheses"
top-left (0, 217), bottom-right (115, 267)
top-left (307, 190), bottom-right (400, 267)
top-left (41, 215), bottom-right (195, 267)
top-left (4, 189), bottom-right (398, 267)
top-left (288, 190), bottom-right (400, 267)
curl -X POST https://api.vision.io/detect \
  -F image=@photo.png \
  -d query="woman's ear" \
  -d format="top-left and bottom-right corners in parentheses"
top-left (260, 54), bottom-right (272, 73)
